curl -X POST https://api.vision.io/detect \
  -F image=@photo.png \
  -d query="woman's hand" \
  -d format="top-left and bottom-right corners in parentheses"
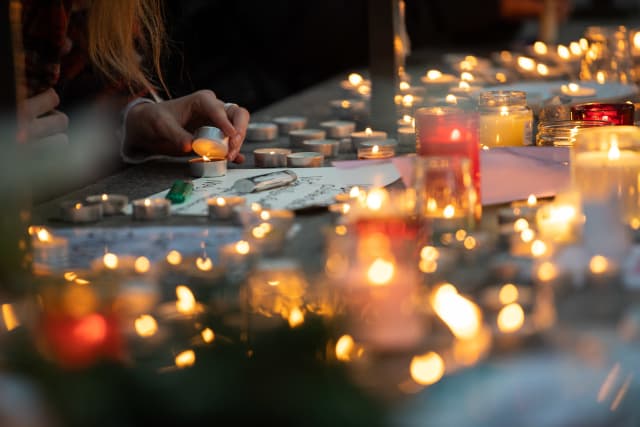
top-left (18, 88), bottom-right (69, 146)
top-left (125, 90), bottom-right (250, 163)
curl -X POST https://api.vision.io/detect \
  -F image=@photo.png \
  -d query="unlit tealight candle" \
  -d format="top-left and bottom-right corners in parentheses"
top-left (289, 129), bottom-right (326, 148)
top-left (246, 122), bottom-right (278, 141)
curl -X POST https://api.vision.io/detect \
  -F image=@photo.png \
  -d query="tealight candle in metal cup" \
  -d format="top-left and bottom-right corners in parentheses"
top-left (189, 157), bottom-right (227, 177)
top-left (289, 129), bottom-right (326, 148)
top-left (85, 193), bottom-right (128, 215)
top-left (59, 200), bottom-right (103, 223)
top-left (132, 198), bottom-right (171, 221)
top-left (253, 148), bottom-right (292, 168)
top-left (273, 116), bottom-right (307, 134)
top-left (286, 152), bottom-right (324, 167)
top-left (320, 120), bottom-right (357, 139)
top-left (246, 122), bottom-right (278, 141)
top-left (350, 128), bottom-right (388, 147)
top-left (208, 196), bottom-right (246, 220)
top-left (302, 139), bottom-right (340, 157)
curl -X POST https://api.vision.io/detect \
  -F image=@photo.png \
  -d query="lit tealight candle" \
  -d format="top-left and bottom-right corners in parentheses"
top-left (420, 69), bottom-right (457, 86)
top-left (357, 144), bottom-right (394, 160)
top-left (253, 148), bottom-right (292, 168)
top-left (208, 196), bottom-right (246, 220)
top-left (448, 81), bottom-right (482, 96)
top-left (329, 99), bottom-right (367, 120)
top-left (303, 139), bottom-right (340, 157)
top-left (85, 193), bottom-right (128, 215)
top-left (59, 200), bottom-right (103, 223)
top-left (189, 155), bottom-right (227, 178)
top-left (350, 127), bottom-right (388, 147)
top-left (132, 198), bottom-right (171, 221)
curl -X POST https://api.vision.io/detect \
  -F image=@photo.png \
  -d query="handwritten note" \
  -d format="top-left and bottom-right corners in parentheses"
top-left (135, 164), bottom-right (400, 215)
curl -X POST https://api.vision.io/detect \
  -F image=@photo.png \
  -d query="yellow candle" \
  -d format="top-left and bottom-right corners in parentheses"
top-left (479, 106), bottom-right (533, 147)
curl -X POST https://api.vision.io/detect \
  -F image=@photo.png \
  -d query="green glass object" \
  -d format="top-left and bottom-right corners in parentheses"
top-left (165, 179), bottom-right (193, 204)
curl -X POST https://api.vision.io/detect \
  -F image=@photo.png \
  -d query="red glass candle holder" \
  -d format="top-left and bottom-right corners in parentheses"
top-left (415, 107), bottom-right (481, 217)
top-left (570, 102), bottom-right (634, 125)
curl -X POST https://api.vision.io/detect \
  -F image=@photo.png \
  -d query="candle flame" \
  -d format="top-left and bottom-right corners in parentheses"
top-left (531, 240), bottom-right (548, 257)
top-left (201, 328), bottom-right (215, 343)
top-left (134, 256), bottom-right (151, 274)
top-left (101, 194), bottom-right (108, 201)
top-left (349, 186), bottom-right (361, 198)
top-left (527, 194), bottom-right (537, 206)
top-left (365, 188), bottom-right (386, 210)
top-left (580, 38), bottom-right (589, 51)
top-left (166, 250), bottom-right (182, 265)
top-left (144, 198), bottom-right (151, 207)
top-left (410, 351), bottom-right (445, 386)
top-left (134, 314), bottom-right (158, 337)
top-left (1, 304), bottom-right (19, 331)
top-left (521, 228), bottom-right (535, 243)
top-left (260, 210), bottom-right (271, 221)
top-left (372, 145), bottom-right (380, 154)
top-left (432, 284), bottom-right (481, 339)
top-left (420, 246), bottom-right (440, 261)
top-left (635, 32), bottom-right (640, 49)
top-left (235, 240), bottom-right (250, 255)
top-left (458, 81), bottom-right (470, 90)
top-left (365, 127), bottom-right (372, 135)
top-left (402, 94), bottom-right (414, 106)
top-left (288, 307), bottom-right (305, 328)
top-left (348, 73), bottom-right (363, 86)
top-left (176, 285), bottom-right (196, 314)
top-left (517, 56), bottom-right (535, 71)
top-left (103, 253), bottom-right (119, 270)
top-left (589, 255), bottom-right (609, 274)
top-left (537, 63), bottom-right (549, 76)
top-left (460, 72), bottom-right (474, 82)
top-left (36, 228), bottom-right (51, 242)
top-left (403, 114), bottom-right (413, 124)
top-left (533, 41), bottom-right (548, 55)
top-left (75, 203), bottom-right (83, 210)
top-left (450, 129), bottom-right (461, 141)
top-left (202, 155), bottom-right (211, 162)
top-left (570, 41), bottom-right (582, 56)
top-left (341, 100), bottom-right (351, 108)
top-left (596, 71), bottom-right (606, 84)
top-left (497, 303), bottom-right (525, 333)
top-left (335, 334), bottom-right (355, 361)
top-left (367, 258), bottom-right (395, 286)
top-left (499, 284), bottom-right (519, 305)
top-left (445, 94), bottom-right (457, 104)
top-left (426, 69), bottom-right (442, 80)
top-left (195, 256), bottom-right (213, 271)
top-left (443, 205), bottom-right (456, 219)
top-left (175, 349), bottom-right (196, 368)
top-left (514, 218), bottom-right (529, 232)
top-left (537, 261), bottom-right (558, 282)
top-left (399, 81), bottom-right (410, 91)
top-left (557, 44), bottom-right (570, 60)
top-left (216, 197), bottom-right (226, 206)
top-left (608, 138), bottom-right (621, 160)
top-left (495, 72), bottom-right (507, 83)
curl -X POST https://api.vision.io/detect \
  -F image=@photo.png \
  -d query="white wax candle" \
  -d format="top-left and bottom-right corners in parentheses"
top-left (573, 150), bottom-right (640, 203)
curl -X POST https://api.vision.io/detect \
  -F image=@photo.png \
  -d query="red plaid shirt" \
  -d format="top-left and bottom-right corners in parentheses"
top-left (21, 0), bottom-right (142, 111)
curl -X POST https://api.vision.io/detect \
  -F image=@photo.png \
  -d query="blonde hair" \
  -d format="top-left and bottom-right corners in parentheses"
top-left (87, 0), bottom-right (167, 95)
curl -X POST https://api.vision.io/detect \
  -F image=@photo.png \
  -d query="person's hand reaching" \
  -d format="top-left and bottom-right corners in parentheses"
top-left (18, 88), bottom-right (69, 146)
top-left (125, 90), bottom-right (250, 163)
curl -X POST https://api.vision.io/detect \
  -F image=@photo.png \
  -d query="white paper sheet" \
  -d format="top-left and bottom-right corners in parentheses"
top-left (390, 147), bottom-right (571, 206)
top-left (136, 164), bottom-right (400, 215)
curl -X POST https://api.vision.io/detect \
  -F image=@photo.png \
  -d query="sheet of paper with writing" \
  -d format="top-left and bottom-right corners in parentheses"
top-left (134, 164), bottom-right (400, 215)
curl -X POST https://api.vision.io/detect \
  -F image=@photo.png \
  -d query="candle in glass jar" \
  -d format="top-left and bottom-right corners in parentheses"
top-left (572, 126), bottom-right (640, 224)
top-left (479, 91), bottom-right (533, 147)
top-left (415, 106), bottom-right (481, 214)
top-left (570, 102), bottom-right (635, 125)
